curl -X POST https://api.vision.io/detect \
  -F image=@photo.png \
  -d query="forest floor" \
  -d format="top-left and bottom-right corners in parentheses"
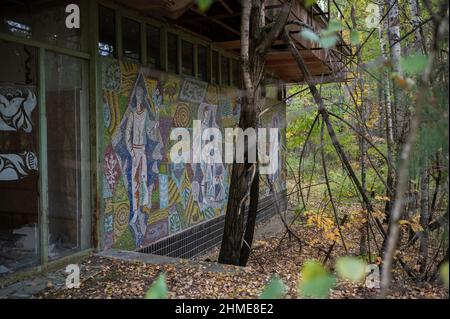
top-left (30, 204), bottom-right (448, 300)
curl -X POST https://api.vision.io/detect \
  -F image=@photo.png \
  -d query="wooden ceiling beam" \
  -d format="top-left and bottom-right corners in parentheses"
top-left (266, 60), bottom-right (323, 67)
top-left (178, 12), bottom-right (240, 23)
top-left (214, 39), bottom-right (285, 50)
top-left (190, 7), bottom-right (240, 36)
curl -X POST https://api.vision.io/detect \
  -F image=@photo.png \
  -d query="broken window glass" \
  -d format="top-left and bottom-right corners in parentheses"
top-left (0, 41), bottom-right (39, 276)
top-left (0, 1), bottom-right (82, 51)
top-left (99, 5), bottom-right (116, 57)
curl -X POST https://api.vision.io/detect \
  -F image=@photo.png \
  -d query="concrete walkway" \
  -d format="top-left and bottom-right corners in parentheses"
top-left (0, 211), bottom-right (293, 299)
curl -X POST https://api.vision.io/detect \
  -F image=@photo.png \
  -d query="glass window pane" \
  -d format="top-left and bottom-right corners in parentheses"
top-left (221, 56), bottom-right (230, 86)
top-left (45, 52), bottom-right (90, 259)
top-left (147, 25), bottom-right (161, 69)
top-left (99, 6), bottom-right (116, 57)
top-left (181, 40), bottom-right (194, 76)
top-left (266, 76), bottom-right (279, 99)
top-left (198, 45), bottom-right (208, 82)
top-left (167, 33), bottom-right (178, 74)
top-left (0, 1), bottom-right (81, 51)
top-left (211, 51), bottom-right (219, 84)
top-left (0, 41), bottom-right (39, 275)
top-left (122, 17), bottom-right (141, 62)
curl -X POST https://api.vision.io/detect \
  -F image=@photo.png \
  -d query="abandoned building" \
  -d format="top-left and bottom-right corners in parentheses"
top-left (0, 0), bottom-right (349, 281)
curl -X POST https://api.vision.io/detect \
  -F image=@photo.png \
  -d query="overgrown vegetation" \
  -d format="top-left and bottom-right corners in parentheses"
top-left (211, 0), bottom-right (448, 298)
top-left (283, 0), bottom-right (449, 298)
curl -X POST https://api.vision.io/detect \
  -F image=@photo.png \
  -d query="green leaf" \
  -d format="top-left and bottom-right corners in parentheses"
top-left (321, 20), bottom-right (342, 37)
top-left (300, 29), bottom-right (320, 43)
top-left (304, 0), bottom-right (317, 8)
top-left (327, 20), bottom-right (342, 33)
top-left (440, 262), bottom-right (449, 289)
top-left (145, 273), bottom-right (168, 299)
top-left (259, 276), bottom-right (287, 299)
top-left (299, 275), bottom-right (336, 299)
top-left (301, 261), bottom-right (328, 280)
top-left (319, 35), bottom-right (339, 49)
top-left (298, 261), bottom-right (336, 299)
top-left (400, 54), bottom-right (429, 75)
top-left (336, 257), bottom-right (367, 283)
top-left (350, 30), bottom-right (360, 45)
top-left (197, 0), bottom-right (214, 12)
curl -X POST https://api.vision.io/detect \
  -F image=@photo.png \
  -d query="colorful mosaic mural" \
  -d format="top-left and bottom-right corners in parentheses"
top-left (101, 59), bottom-right (286, 251)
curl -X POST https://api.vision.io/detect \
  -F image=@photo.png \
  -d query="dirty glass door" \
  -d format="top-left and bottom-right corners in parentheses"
top-left (45, 52), bottom-right (91, 260)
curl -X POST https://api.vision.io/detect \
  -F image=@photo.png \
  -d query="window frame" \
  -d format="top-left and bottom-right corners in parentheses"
top-left (197, 44), bottom-right (208, 82)
top-left (220, 55), bottom-right (231, 86)
top-left (181, 39), bottom-right (195, 77)
top-left (166, 31), bottom-right (179, 74)
top-left (120, 15), bottom-right (142, 63)
top-left (146, 24), bottom-right (162, 70)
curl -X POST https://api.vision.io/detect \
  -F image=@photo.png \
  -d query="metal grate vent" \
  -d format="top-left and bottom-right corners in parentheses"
top-left (138, 191), bottom-right (287, 259)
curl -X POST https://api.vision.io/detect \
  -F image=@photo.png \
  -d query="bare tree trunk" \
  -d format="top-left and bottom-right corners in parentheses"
top-left (219, 0), bottom-right (257, 266)
top-left (386, 0), bottom-right (405, 145)
top-left (379, 3), bottom-right (396, 218)
top-left (409, 0), bottom-right (426, 54)
top-left (351, 5), bottom-right (368, 257)
top-left (381, 108), bottom-right (420, 297)
top-left (382, 0), bottom-right (405, 253)
top-left (430, 152), bottom-right (442, 218)
top-left (409, 0), bottom-right (429, 277)
top-left (219, 0), bottom-right (292, 266)
top-left (239, 166), bottom-right (260, 266)
top-left (419, 166), bottom-right (430, 275)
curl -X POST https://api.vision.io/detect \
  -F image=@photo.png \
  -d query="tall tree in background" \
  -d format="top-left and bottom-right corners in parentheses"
top-left (378, 2), bottom-right (396, 217)
top-left (351, 5), bottom-right (369, 257)
top-left (387, 0), bottom-right (405, 145)
top-left (409, 0), bottom-right (427, 54)
top-left (408, 0), bottom-right (430, 276)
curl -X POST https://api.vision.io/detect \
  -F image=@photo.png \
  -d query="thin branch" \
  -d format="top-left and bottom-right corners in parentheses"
top-left (256, 0), bottom-right (293, 55)
top-left (320, 119), bottom-right (348, 253)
